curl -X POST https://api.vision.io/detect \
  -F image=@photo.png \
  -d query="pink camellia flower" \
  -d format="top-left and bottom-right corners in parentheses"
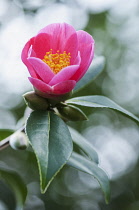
top-left (21, 23), bottom-right (94, 98)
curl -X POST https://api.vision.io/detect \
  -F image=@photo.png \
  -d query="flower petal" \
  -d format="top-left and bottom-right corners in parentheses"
top-left (76, 43), bottom-right (94, 81)
top-left (53, 80), bottom-right (76, 95)
top-left (28, 77), bottom-right (52, 94)
top-left (21, 37), bottom-right (38, 77)
top-left (28, 57), bottom-right (54, 84)
top-left (74, 51), bottom-right (81, 65)
top-left (64, 33), bottom-right (78, 64)
top-left (33, 33), bottom-right (52, 59)
top-left (28, 46), bottom-right (36, 57)
top-left (77, 30), bottom-right (94, 45)
top-left (29, 77), bottom-right (76, 96)
top-left (49, 64), bottom-right (80, 86)
top-left (38, 23), bottom-right (77, 53)
top-left (70, 30), bottom-right (94, 82)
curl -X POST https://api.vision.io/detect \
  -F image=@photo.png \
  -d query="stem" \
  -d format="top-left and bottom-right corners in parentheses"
top-left (0, 126), bottom-right (25, 151)
top-left (0, 137), bottom-right (10, 150)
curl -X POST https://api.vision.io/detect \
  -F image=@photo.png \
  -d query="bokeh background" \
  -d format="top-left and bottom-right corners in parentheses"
top-left (0, 0), bottom-right (139, 209)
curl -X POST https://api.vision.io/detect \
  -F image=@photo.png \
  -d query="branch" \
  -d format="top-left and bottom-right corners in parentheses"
top-left (0, 137), bottom-right (10, 150)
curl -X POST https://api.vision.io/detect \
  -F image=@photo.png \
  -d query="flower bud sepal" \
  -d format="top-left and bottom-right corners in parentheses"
top-left (34, 88), bottom-right (73, 107)
top-left (23, 91), bottom-right (49, 111)
top-left (55, 104), bottom-right (88, 121)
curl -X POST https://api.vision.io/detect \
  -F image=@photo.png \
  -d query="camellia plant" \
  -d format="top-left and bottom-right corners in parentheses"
top-left (0, 23), bottom-right (139, 209)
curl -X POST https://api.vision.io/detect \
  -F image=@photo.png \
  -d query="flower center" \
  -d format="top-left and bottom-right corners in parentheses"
top-left (42, 49), bottom-right (71, 74)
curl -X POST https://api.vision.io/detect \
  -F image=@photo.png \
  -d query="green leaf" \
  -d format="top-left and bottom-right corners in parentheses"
top-left (0, 129), bottom-right (14, 141)
top-left (73, 56), bottom-right (105, 95)
top-left (67, 152), bottom-right (110, 204)
top-left (66, 95), bottom-right (139, 123)
top-left (0, 146), bottom-right (39, 209)
top-left (69, 127), bottom-right (99, 163)
top-left (26, 111), bottom-right (73, 193)
top-left (0, 167), bottom-right (27, 210)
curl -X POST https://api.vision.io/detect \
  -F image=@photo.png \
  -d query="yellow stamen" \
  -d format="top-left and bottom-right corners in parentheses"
top-left (42, 49), bottom-right (71, 74)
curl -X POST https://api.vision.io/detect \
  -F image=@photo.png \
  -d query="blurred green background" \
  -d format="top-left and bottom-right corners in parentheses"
top-left (0, 0), bottom-right (139, 209)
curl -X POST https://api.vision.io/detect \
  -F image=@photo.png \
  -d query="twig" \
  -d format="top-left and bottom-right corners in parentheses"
top-left (0, 137), bottom-right (10, 150)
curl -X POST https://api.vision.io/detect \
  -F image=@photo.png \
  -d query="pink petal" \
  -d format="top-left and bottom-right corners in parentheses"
top-left (29, 77), bottom-right (52, 94)
top-left (53, 80), bottom-right (76, 95)
top-left (38, 23), bottom-right (77, 53)
top-left (38, 23), bottom-right (61, 35)
top-left (33, 33), bottom-right (52, 59)
top-left (29, 77), bottom-right (76, 96)
top-left (28, 46), bottom-right (36, 57)
top-left (21, 37), bottom-right (38, 78)
top-left (77, 30), bottom-right (94, 45)
top-left (39, 23), bottom-right (76, 39)
top-left (49, 64), bottom-right (80, 86)
top-left (39, 23), bottom-right (61, 52)
top-left (70, 30), bottom-right (94, 82)
top-left (72, 42), bottom-right (94, 82)
top-left (74, 51), bottom-right (81, 65)
top-left (64, 33), bottom-right (78, 64)
top-left (88, 43), bottom-right (95, 67)
top-left (28, 57), bottom-right (54, 84)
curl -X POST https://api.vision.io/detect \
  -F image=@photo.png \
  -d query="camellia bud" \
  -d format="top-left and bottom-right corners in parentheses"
top-left (23, 91), bottom-right (49, 111)
top-left (9, 131), bottom-right (29, 150)
top-left (56, 104), bottom-right (88, 121)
